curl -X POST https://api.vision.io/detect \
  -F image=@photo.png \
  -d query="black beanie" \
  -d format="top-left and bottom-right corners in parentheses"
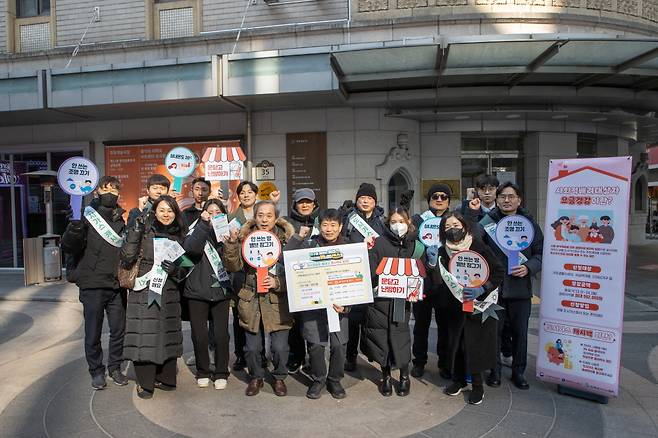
top-left (356, 183), bottom-right (377, 202)
top-left (427, 183), bottom-right (452, 203)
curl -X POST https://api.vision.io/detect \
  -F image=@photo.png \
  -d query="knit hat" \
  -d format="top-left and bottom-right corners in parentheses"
top-left (293, 188), bottom-right (316, 204)
top-left (355, 183), bottom-right (377, 202)
top-left (427, 183), bottom-right (452, 203)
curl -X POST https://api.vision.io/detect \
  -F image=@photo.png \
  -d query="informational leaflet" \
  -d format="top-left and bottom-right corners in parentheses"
top-left (536, 156), bottom-right (631, 397)
top-left (284, 242), bottom-right (374, 312)
top-left (211, 213), bottom-right (230, 241)
top-left (150, 238), bottom-right (185, 296)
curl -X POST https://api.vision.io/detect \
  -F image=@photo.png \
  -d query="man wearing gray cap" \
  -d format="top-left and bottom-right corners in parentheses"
top-left (283, 188), bottom-right (321, 372)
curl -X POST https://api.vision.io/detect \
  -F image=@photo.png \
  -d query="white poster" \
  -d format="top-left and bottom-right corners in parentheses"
top-left (536, 156), bottom-right (631, 397)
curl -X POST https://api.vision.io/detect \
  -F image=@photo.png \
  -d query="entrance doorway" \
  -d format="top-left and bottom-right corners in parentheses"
top-left (461, 136), bottom-right (523, 196)
top-left (388, 169), bottom-right (411, 212)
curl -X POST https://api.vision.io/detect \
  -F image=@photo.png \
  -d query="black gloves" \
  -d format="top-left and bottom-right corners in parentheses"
top-left (65, 207), bottom-right (83, 228)
top-left (135, 213), bottom-right (148, 235)
top-left (161, 260), bottom-right (178, 275)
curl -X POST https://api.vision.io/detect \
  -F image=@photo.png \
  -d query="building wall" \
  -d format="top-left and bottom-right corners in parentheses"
top-left (0, 0), bottom-right (6, 54)
top-left (56, 0), bottom-right (146, 47)
top-left (203, 0), bottom-right (348, 32)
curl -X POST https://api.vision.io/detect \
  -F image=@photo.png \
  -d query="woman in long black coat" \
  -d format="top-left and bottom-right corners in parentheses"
top-left (363, 207), bottom-right (427, 397)
top-left (428, 211), bottom-right (504, 405)
top-left (120, 195), bottom-right (187, 399)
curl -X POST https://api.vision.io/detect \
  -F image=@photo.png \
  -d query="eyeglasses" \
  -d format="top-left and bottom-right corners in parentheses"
top-left (497, 194), bottom-right (519, 201)
top-left (431, 194), bottom-right (450, 201)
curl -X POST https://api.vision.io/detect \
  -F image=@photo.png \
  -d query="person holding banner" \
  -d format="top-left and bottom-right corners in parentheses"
top-left (182, 199), bottom-right (233, 390)
top-left (466, 182), bottom-right (543, 390)
top-left (340, 183), bottom-right (387, 372)
top-left (120, 195), bottom-right (188, 399)
top-left (363, 207), bottom-right (427, 397)
top-left (61, 176), bottom-right (129, 390)
top-left (127, 174), bottom-right (171, 227)
top-left (428, 212), bottom-right (504, 405)
top-left (410, 183), bottom-right (453, 379)
top-left (284, 208), bottom-right (351, 400)
top-left (224, 200), bottom-right (295, 397)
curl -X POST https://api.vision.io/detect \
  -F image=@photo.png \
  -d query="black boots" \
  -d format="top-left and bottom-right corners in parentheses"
top-left (380, 367), bottom-right (393, 396)
top-left (397, 366), bottom-right (411, 397)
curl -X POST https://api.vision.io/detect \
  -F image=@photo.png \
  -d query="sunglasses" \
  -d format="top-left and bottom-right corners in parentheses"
top-left (431, 194), bottom-right (450, 201)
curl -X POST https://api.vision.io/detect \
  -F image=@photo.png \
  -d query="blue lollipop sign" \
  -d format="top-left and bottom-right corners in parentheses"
top-left (495, 215), bottom-right (534, 274)
top-left (57, 157), bottom-right (99, 220)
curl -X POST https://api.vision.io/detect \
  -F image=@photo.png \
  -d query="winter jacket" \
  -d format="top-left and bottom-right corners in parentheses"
top-left (61, 199), bottom-right (126, 290)
top-left (411, 207), bottom-right (450, 228)
top-left (429, 236), bottom-right (504, 374)
top-left (284, 203), bottom-right (320, 234)
top-left (182, 219), bottom-right (232, 302)
top-left (223, 217), bottom-right (295, 333)
top-left (126, 198), bottom-right (155, 228)
top-left (362, 227), bottom-right (427, 369)
top-left (341, 205), bottom-right (387, 243)
top-left (467, 207), bottom-right (543, 300)
top-left (228, 207), bottom-right (250, 227)
top-left (182, 206), bottom-right (203, 228)
top-left (120, 219), bottom-right (186, 364)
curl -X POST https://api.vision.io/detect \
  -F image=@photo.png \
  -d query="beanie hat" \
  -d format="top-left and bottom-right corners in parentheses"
top-left (293, 188), bottom-right (316, 204)
top-left (427, 183), bottom-right (452, 203)
top-left (355, 183), bottom-right (377, 202)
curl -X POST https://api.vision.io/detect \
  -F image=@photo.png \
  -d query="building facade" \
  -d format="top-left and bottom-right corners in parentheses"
top-left (0, 0), bottom-right (655, 267)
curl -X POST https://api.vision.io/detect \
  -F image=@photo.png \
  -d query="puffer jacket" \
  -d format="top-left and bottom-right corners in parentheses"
top-left (223, 217), bottom-right (296, 333)
top-left (341, 205), bottom-right (387, 243)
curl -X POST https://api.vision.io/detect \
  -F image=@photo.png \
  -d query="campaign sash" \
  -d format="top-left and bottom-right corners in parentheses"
top-left (84, 206), bottom-right (123, 248)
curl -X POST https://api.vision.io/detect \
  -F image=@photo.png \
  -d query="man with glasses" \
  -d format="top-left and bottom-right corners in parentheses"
top-left (410, 184), bottom-right (453, 379)
top-left (466, 181), bottom-right (543, 390)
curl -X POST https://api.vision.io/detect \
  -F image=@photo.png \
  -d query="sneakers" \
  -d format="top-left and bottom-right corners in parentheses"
top-left (287, 360), bottom-right (303, 374)
top-left (469, 385), bottom-right (484, 405)
top-left (136, 385), bottom-right (153, 400)
top-left (214, 378), bottom-right (228, 390)
top-left (91, 373), bottom-right (107, 390)
top-left (444, 381), bottom-right (467, 396)
top-left (327, 380), bottom-right (346, 399)
top-left (410, 364), bottom-right (425, 378)
top-left (501, 354), bottom-right (513, 368)
top-left (109, 369), bottom-right (128, 386)
top-left (185, 355), bottom-right (196, 366)
top-left (306, 381), bottom-right (324, 399)
top-left (197, 378), bottom-right (211, 388)
top-left (154, 381), bottom-right (176, 391)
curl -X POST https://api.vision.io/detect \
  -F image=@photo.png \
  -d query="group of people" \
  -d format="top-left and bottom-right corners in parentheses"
top-left (62, 171), bottom-right (543, 406)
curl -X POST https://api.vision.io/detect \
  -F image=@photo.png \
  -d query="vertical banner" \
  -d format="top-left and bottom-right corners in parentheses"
top-left (536, 156), bottom-right (631, 397)
top-left (286, 133), bottom-right (327, 212)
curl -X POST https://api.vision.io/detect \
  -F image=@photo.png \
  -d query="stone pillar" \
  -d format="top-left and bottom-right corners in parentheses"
top-left (420, 130), bottom-right (461, 213)
top-left (523, 132), bottom-right (578, 228)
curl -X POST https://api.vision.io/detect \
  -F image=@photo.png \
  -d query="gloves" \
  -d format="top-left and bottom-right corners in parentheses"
top-left (65, 207), bottom-right (82, 227)
top-left (161, 260), bottom-right (178, 275)
top-left (135, 213), bottom-right (148, 235)
top-left (463, 286), bottom-right (485, 301)
top-left (426, 245), bottom-right (439, 266)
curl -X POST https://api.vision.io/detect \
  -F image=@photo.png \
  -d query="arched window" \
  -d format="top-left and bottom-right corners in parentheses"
top-left (388, 170), bottom-right (411, 212)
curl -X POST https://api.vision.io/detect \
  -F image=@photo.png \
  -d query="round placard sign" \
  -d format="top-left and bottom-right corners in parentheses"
top-left (241, 230), bottom-right (282, 268)
top-left (494, 215), bottom-right (535, 251)
top-left (57, 157), bottom-right (99, 196)
top-left (165, 147), bottom-right (197, 178)
top-left (418, 216), bottom-right (443, 247)
top-left (448, 250), bottom-right (490, 288)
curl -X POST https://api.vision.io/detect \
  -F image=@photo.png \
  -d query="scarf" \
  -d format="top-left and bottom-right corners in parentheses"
top-left (444, 233), bottom-right (473, 257)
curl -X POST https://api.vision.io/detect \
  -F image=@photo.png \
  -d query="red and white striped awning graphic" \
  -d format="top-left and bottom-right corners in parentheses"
top-left (376, 257), bottom-right (426, 277)
top-left (202, 146), bottom-right (246, 163)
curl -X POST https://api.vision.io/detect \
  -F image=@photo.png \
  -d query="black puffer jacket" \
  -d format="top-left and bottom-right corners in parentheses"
top-left (362, 227), bottom-right (427, 369)
top-left (342, 205), bottom-right (387, 243)
top-left (182, 220), bottom-right (232, 302)
top-left (284, 203), bottom-right (320, 233)
top-left (61, 199), bottom-right (125, 290)
top-left (182, 206), bottom-right (203, 228)
top-left (120, 219), bottom-right (186, 364)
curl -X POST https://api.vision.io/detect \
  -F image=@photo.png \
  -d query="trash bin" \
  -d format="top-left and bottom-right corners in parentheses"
top-left (23, 235), bottom-right (62, 285)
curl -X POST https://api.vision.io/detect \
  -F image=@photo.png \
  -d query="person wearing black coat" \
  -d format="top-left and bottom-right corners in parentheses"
top-left (427, 212), bottom-right (504, 405)
top-left (409, 183), bottom-right (453, 379)
top-left (363, 207), bottom-right (428, 397)
top-left (182, 177), bottom-right (211, 227)
top-left (182, 199), bottom-right (233, 390)
top-left (61, 176), bottom-right (128, 390)
top-left (120, 195), bottom-right (188, 400)
top-left (126, 174), bottom-right (170, 228)
top-left (340, 183), bottom-right (387, 372)
top-left (465, 182), bottom-right (544, 390)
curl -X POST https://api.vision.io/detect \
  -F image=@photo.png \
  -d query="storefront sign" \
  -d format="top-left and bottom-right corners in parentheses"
top-left (57, 157), bottom-right (99, 220)
top-left (495, 215), bottom-right (534, 274)
top-left (286, 133), bottom-right (327, 211)
top-left (284, 242), bottom-right (373, 312)
top-left (255, 160), bottom-right (275, 181)
top-left (242, 230), bottom-right (282, 293)
top-left (202, 146), bottom-right (246, 181)
top-left (376, 257), bottom-right (425, 302)
top-left (536, 156), bottom-right (631, 398)
top-left (448, 250), bottom-right (490, 312)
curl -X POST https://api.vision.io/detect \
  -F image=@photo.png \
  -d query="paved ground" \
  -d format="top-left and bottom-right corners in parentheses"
top-left (0, 244), bottom-right (657, 438)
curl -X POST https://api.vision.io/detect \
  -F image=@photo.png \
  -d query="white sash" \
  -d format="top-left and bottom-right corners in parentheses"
top-left (438, 257), bottom-right (498, 313)
top-left (204, 241), bottom-right (230, 283)
top-left (84, 206), bottom-right (123, 248)
top-left (186, 219), bottom-right (199, 236)
top-left (348, 212), bottom-right (379, 240)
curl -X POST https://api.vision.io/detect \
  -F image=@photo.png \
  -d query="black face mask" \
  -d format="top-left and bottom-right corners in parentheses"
top-left (99, 193), bottom-right (119, 209)
top-left (445, 228), bottom-right (466, 243)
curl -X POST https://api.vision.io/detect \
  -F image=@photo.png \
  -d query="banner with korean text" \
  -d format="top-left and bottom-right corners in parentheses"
top-left (536, 156), bottom-right (631, 397)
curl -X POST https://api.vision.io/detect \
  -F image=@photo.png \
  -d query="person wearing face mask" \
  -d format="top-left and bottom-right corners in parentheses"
top-left (363, 207), bottom-right (429, 397)
top-left (427, 212), bottom-right (504, 405)
top-left (224, 201), bottom-right (295, 397)
top-left (282, 188), bottom-right (321, 373)
top-left (466, 182), bottom-right (544, 390)
top-left (120, 195), bottom-right (188, 399)
top-left (62, 176), bottom-right (129, 390)
top-left (410, 183), bottom-right (453, 380)
top-left (340, 182), bottom-right (387, 372)
top-left (182, 199), bottom-right (233, 390)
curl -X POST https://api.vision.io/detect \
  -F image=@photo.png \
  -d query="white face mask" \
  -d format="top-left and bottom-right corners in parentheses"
top-left (390, 222), bottom-right (408, 237)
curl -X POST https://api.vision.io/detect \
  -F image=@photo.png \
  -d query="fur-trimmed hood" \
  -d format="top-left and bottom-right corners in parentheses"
top-left (238, 217), bottom-right (296, 243)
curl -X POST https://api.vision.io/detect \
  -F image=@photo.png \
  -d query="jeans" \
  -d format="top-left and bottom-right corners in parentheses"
top-left (308, 334), bottom-right (346, 384)
top-left (245, 329), bottom-right (289, 380)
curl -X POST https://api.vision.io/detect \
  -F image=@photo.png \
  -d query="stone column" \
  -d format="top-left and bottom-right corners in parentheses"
top-left (420, 129), bottom-right (461, 213)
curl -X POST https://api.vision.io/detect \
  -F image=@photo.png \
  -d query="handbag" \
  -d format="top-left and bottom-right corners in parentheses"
top-left (118, 248), bottom-right (143, 289)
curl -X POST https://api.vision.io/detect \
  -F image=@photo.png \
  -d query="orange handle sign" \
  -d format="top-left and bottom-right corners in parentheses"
top-left (462, 300), bottom-right (474, 313)
top-left (257, 267), bottom-right (269, 293)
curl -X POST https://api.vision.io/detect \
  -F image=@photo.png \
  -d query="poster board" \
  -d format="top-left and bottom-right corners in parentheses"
top-left (536, 156), bottom-right (631, 397)
top-left (286, 132), bottom-right (327, 212)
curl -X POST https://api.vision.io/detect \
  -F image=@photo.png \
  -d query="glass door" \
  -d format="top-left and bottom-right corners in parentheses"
top-left (461, 155), bottom-right (488, 197)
